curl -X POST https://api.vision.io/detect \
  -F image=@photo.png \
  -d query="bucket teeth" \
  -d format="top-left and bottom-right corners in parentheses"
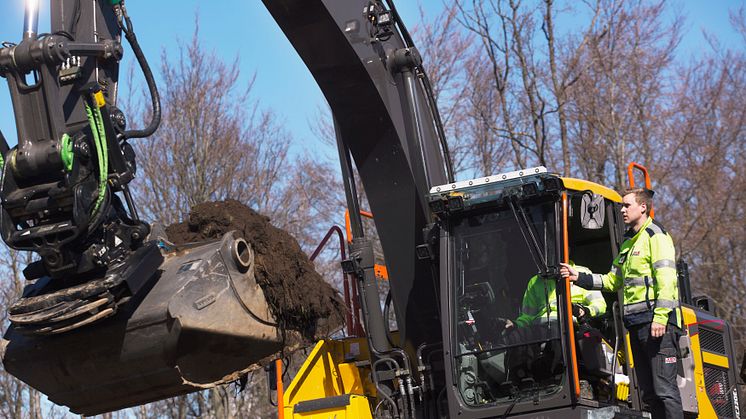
top-left (37, 307), bottom-right (117, 335)
top-left (8, 301), bottom-right (70, 324)
top-left (11, 292), bottom-right (117, 335)
top-left (9, 276), bottom-right (115, 315)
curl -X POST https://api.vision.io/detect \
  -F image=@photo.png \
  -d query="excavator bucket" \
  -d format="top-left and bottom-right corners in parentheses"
top-left (2, 231), bottom-right (283, 416)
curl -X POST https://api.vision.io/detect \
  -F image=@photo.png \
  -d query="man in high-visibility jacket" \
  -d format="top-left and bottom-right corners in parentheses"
top-left (513, 263), bottom-right (606, 328)
top-left (560, 188), bottom-right (682, 419)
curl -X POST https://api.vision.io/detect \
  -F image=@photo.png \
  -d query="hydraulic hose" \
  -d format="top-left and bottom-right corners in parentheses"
top-left (85, 103), bottom-right (107, 215)
top-left (372, 358), bottom-right (402, 418)
top-left (383, 0), bottom-right (455, 183)
top-left (116, 3), bottom-right (160, 139)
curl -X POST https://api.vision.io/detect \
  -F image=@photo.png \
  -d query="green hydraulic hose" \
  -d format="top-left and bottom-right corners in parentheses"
top-left (93, 105), bottom-right (109, 184)
top-left (85, 103), bottom-right (107, 215)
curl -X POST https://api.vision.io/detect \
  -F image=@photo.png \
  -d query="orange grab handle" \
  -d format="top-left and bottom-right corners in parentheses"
top-left (626, 162), bottom-right (655, 218)
top-left (626, 162), bottom-right (652, 189)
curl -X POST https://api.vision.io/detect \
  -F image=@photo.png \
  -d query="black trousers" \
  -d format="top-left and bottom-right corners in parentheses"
top-left (628, 323), bottom-right (683, 419)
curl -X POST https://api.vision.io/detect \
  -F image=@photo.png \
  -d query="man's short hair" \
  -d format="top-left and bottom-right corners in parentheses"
top-left (622, 188), bottom-right (654, 214)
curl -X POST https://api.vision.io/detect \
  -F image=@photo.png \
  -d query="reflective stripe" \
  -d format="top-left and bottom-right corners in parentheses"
top-left (535, 314), bottom-right (558, 323)
top-left (624, 301), bottom-right (651, 315)
top-left (653, 259), bottom-right (676, 270)
top-left (591, 274), bottom-right (603, 289)
top-left (623, 299), bottom-right (679, 315)
top-left (656, 299), bottom-right (679, 309)
top-left (624, 277), bottom-right (647, 286)
top-left (585, 292), bottom-right (605, 302)
top-left (645, 222), bottom-right (664, 236)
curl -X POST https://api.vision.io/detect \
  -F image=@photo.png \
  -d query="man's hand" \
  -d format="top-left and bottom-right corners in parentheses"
top-left (651, 322), bottom-right (666, 338)
top-left (559, 263), bottom-right (578, 282)
top-left (500, 319), bottom-right (515, 337)
top-left (572, 303), bottom-right (587, 320)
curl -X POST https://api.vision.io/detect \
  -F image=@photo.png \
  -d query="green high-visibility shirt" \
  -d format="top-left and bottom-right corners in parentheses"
top-left (577, 216), bottom-right (680, 327)
top-left (515, 263), bottom-right (606, 328)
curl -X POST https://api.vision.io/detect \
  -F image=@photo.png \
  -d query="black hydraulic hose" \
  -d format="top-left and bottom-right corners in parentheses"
top-left (383, 0), bottom-right (415, 48)
top-left (388, 346), bottom-right (416, 418)
top-left (363, 282), bottom-right (417, 418)
top-left (436, 387), bottom-right (447, 417)
top-left (373, 358), bottom-right (402, 418)
top-left (422, 73), bottom-right (455, 183)
top-left (416, 342), bottom-right (441, 418)
top-left (384, 0), bottom-right (455, 182)
top-left (384, 290), bottom-right (396, 348)
top-left (334, 116), bottom-right (364, 238)
top-left (117, 4), bottom-right (160, 139)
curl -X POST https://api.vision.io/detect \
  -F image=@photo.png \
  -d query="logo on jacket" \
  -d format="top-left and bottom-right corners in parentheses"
top-left (632, 250), bottom-right (640, 256)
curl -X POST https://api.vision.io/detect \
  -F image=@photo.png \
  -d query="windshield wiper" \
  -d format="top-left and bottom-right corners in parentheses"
top-left (507, 197), bottom-right (553, 277)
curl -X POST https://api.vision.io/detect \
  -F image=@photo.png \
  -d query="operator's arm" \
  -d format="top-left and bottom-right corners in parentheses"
top-left (581, 289), bottom-right (607, 318)
top-left (515, 276), bottom-right (540, 328)
top-left (650, 233), bottom-right (678, 326)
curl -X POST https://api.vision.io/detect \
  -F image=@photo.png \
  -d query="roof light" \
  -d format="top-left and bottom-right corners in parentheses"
top-left (430, 166), bottom-right (547, 194)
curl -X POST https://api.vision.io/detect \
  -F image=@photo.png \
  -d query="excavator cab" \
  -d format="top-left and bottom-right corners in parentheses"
top-left (430, 167), bottom-right (637, 418)
top-left (449, 192), bottom-right (564, 406)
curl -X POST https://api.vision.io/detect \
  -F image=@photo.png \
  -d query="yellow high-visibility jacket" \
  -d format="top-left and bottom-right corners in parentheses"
top-left (577, 217), bottom-right (680, 327)
top-left (516, 263), bottom-right (606, 328)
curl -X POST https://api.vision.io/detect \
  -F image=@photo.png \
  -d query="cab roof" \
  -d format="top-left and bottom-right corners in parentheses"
top-left (560, 177), bottom-right (621, 202)
top-left (429, 166), bottom-right (621, 203)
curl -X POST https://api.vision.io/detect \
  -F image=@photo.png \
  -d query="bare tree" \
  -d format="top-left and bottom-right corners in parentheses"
top-left (130, 22), bottom-right (291, 228)
top-left (566, 0), bottom-right (682, 188)
top-left (664, 27), bottom-right (746, 378)
top-left (454, 0), bottom-right (608, 175)
top-left (412, 4), bottom-right (476, 175)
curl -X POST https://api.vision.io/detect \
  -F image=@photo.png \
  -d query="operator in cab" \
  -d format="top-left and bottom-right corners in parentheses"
top-left (481, 263), bottom-right (606, 386)
top-left (506, 262), bottom-right (606, 329)
top-left (560, 188), bottom-right (682, 419)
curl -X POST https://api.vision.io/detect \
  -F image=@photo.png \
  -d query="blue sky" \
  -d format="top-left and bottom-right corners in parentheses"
top-left (0, 1), bottom-right (742, 155)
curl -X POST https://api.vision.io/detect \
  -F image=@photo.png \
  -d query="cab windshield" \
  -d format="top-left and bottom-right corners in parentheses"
top-left (451, 199), bottom-right (564, 407)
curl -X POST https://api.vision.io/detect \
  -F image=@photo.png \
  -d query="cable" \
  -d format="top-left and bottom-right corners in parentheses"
top-left (383, 0), bottom-right (455, 182)
top-left (115, 2), bottom-right (160, 139)
top-left (84, 103), bottom-right (107, 215)
top-left (227, 268), bottom-right (278, 328)
top-left (422, 73), bottom-right (455, 182)
top-left (383, 289), bottom-right (397, 348)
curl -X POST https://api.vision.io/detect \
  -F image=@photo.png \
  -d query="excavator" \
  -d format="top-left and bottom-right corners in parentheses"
top-left (0, 0), bottom-right (741, 418)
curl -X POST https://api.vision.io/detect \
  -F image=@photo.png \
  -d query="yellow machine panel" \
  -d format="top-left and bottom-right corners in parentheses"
top-left (682, 306), bottom-right (720, 419)
top-left (283, 339), bottom-right (376, 418)
top-left (288, 394), bottom-right (373, 419)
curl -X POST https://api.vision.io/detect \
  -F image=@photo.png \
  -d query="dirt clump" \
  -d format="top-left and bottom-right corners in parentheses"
top-left (165, 200), bottom-right (345, 341)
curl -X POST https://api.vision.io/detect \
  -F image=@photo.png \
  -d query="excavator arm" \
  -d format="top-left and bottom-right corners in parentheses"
top-left (261, 0), bottom-right (451, 366)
